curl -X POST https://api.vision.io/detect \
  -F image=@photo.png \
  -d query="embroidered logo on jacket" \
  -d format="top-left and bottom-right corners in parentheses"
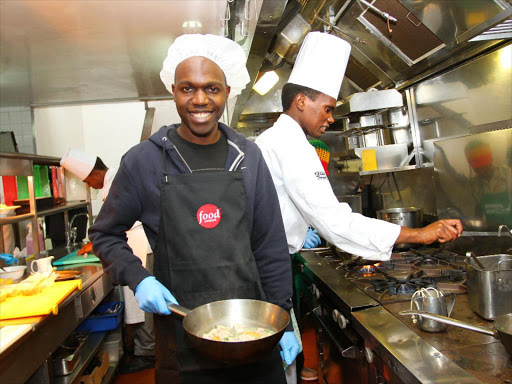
top-left (315, 171), bottom-right (327, 180)
top-left (197, 204), bottom-right (221, 228)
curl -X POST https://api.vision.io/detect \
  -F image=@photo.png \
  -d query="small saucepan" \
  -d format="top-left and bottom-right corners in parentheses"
top-left (399, 310), bottom-right (512, 356)
top-left (168, 299), bottom-right (290, 363)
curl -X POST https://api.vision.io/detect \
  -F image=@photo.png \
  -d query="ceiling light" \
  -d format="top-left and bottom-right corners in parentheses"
top-left (182, 21), bottom-right (202, 28)
top-left (253, 71), bottom-right (279, 96)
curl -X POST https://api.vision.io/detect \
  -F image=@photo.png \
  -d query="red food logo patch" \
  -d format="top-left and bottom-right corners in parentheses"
top-left (196, 204), bottom-right (221, 229)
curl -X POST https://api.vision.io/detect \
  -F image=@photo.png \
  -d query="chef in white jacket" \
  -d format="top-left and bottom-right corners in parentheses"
top-left (60, 149), bottom-right (155, 372)
top-left (256, 32), bottom-right (463, 261)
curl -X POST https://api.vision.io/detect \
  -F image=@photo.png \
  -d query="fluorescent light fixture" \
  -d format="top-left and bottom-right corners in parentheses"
top-left (182, 21), bottom-right (202, 28)
top-left (253, 71), bottom-right (279, 95)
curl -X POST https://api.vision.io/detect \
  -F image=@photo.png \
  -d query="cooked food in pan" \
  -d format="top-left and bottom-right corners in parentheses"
top-left (203, 324), bottom-right (276, 342)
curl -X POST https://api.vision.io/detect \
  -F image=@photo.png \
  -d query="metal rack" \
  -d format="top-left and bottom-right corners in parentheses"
top-left (0, 152), bottom-right (93, 256)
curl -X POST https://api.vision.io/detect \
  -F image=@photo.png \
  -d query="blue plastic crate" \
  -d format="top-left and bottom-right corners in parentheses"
top-left (77, 301), bottom-right (124, 332)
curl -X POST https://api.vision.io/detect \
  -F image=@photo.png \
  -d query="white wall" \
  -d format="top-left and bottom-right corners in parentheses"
top-left (34, 102), bottom-right (146, 215)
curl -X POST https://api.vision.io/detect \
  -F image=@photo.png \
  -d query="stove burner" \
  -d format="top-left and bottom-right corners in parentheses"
top-left (390, 283), bottom-right (420, 295)
top-left (420, 257), bottom-right (440, 265)
top-left (370, 278), bottom-right (435, 295)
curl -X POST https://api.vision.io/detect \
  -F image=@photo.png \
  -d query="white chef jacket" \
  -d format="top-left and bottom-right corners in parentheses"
top-left (256, 114), bottom-right (401, 260)
top-left (102, 168), bottom-right (150, 323)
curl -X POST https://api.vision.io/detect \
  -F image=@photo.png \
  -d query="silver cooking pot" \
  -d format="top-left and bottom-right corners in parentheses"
top-left (465, 253), bottom-right (512, 319)
top-left (168, 299), bottom-right (290, 363)
top-left (377, 207), bottom-right (423, 249)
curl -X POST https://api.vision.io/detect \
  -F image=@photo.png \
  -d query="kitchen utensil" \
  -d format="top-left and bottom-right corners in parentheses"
top-left (55, 270), bottom-right (83, 281)
top-left (411, 288), bottom-right (456, 332)
top-left (0, 280), bottom-right (81, 320)
top-left (30, 256), bottom-right (54, 273)
top-left (466, 251), bottom-right (485, 270)
top-left (168, 299), bottom-right (290, 363)
top-left (377, 207), bottom-right (422, 249)
top-left (53, 338), bottom-right (84, 376)
top-left (53, 251), bottom-right (100, 266)
top-left (399, 310), bottom-right (512, 356)
top-left (465, 253), bottom-right (512, 319)
top-left (0, 266), bottom-right (27, 282)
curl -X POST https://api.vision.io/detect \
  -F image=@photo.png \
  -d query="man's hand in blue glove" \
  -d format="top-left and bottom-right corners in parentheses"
top-left (303, 227), bottom-right (321, 249)
top-left (135, 276), bottom-right (178, 315)
top-left (279, 331), bottom-right (300, 365)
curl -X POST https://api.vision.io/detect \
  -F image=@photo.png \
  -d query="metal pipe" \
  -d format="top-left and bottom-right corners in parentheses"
top-left (357, 0), bottom-right (397, 23)
top-left (315, 16), bottom-right (367, 44)
top-left (330, 0), bottom-right (353, 29)
top-left (309, 0), bottom-right (328, 25)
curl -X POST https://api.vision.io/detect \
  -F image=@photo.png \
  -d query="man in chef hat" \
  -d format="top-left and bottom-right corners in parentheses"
top-left (257, 31), bottom-right (463, 260)
top-left (88, 34), bottom-right (298, 383)
top-left (60, 148), bottom-right (156, 373)
top-left (256, 32), bottom-right (463, 379)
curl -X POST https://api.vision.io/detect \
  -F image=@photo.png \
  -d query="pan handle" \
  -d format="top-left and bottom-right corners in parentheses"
top-left (167, 303), bottom-right (191, 318)
top-left (399, 310), bottom-right (496, 338)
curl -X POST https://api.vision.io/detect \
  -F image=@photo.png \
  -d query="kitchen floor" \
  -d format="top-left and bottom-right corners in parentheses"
top-left (113, 317), bottom-right (322, 384)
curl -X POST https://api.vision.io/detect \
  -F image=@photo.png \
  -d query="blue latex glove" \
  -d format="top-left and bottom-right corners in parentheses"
top-left (279, 331), bottom-right (300, 365)
top-left (303, 227), bottom-right (321, 249)
top-left (135, 276), bottom-right (178, 315)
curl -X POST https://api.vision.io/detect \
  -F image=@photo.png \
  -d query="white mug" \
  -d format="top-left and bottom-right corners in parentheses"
top-left (31, 256), bottom-right (54, 273)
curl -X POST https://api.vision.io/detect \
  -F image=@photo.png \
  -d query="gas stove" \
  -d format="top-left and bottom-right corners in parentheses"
top-left (300, 248), bottom-right (510, 384)
top-left (317, 247), bottom-right (467, 304)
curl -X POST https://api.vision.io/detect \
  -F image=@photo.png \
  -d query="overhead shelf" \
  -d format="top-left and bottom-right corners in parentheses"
top-left (38, 201), bottom-right (89, 217)
top-left (0, 213), bottom-right (35, 225)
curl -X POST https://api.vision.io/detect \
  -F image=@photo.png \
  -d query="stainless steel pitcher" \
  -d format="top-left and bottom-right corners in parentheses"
top-left (413, 293), bottom-right (456, 332)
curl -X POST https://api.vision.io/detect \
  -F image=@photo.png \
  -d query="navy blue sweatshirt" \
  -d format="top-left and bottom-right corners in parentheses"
top-left (89, 124), bottom-right (293, 313)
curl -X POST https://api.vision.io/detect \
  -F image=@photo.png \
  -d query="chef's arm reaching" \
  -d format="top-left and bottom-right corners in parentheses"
top-left (396, 219), bottom-right (463, 244)
top-left (135, 276), bottom-right (178, 315)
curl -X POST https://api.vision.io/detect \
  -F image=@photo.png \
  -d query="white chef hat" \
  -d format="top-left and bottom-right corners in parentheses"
top-left (288, 32), bottom-right (351, 100)
top-left (60, 148), bottom-right (96, 181)
top-left (160, 34), bottom-right (250, 99)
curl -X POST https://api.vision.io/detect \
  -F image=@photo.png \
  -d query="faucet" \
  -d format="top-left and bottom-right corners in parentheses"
top-left (67, 213), bottom-right (90, 247)
top-left (498, 224), bottom-right (512, 238)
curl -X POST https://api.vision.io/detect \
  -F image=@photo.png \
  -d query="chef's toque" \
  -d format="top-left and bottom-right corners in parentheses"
top-left (160, 34), bottom-right (250, 99)
top-left (287, 32), bottom-right (351, 100)
top-left (60, 148), bottom-right (96, 181)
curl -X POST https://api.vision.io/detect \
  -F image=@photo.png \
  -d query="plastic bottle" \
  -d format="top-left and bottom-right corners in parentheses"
top-left (26, 222), bottom-right (45, 256)
top-left (26, 223), bottom-right (34, 256)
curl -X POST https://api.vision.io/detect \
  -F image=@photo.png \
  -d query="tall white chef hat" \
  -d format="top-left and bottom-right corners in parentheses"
top-left (287, 32), bottom-right (351, 100)
top-left (160, 34), bottom-right (250, 99)
top-left (60, 148), bottom-right (96, 181)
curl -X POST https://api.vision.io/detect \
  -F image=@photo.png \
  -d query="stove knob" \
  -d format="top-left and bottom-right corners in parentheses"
top-left (337, 314), bottom-right (349, 329)
top-left (332, 309), bottom-right (339, 322)
top-left (365, 347), bottom-right (374, 364)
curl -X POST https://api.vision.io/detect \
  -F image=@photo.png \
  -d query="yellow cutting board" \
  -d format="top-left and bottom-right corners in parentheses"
top-left (0, 280), bottom-right (82, 320)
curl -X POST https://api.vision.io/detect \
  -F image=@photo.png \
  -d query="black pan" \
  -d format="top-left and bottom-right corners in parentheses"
top-left (400, 310), bottom-right (512, 356)
top-left (168, 299), bottom-right (290, 363)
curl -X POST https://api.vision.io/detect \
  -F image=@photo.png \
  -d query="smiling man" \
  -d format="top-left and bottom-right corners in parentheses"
top-left (89, 34), bottom-right (298, 383)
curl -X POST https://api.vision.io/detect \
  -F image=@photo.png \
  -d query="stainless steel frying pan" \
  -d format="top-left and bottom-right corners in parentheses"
top-left (400, 310), bottom-right (512, 356)
top-left (168, 299), bottom-right (290, 363)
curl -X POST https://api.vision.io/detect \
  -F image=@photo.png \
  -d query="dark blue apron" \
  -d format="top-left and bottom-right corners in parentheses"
top-left (153, 145), bottom-right (286, 384)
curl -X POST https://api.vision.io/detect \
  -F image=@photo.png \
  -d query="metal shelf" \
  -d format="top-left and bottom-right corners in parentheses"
top-left (102, 362), bottom-right (119, 384)
top-left (39, 201), bottom-right (89, 217)
top-left (0, 212), bottom-right (34, 225)
top-left (331, 149), bottom-right (358, 160)
top-left (359, 164), bottom-right (418, 176)
top-left (0, 152), bottom-right (61, 166)
top-left (54, 331), bottom-right (107, 384)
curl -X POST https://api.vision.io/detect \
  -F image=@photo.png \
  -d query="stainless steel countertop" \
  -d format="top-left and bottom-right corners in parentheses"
top-left (299, 250), bottom-right (497, 384)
